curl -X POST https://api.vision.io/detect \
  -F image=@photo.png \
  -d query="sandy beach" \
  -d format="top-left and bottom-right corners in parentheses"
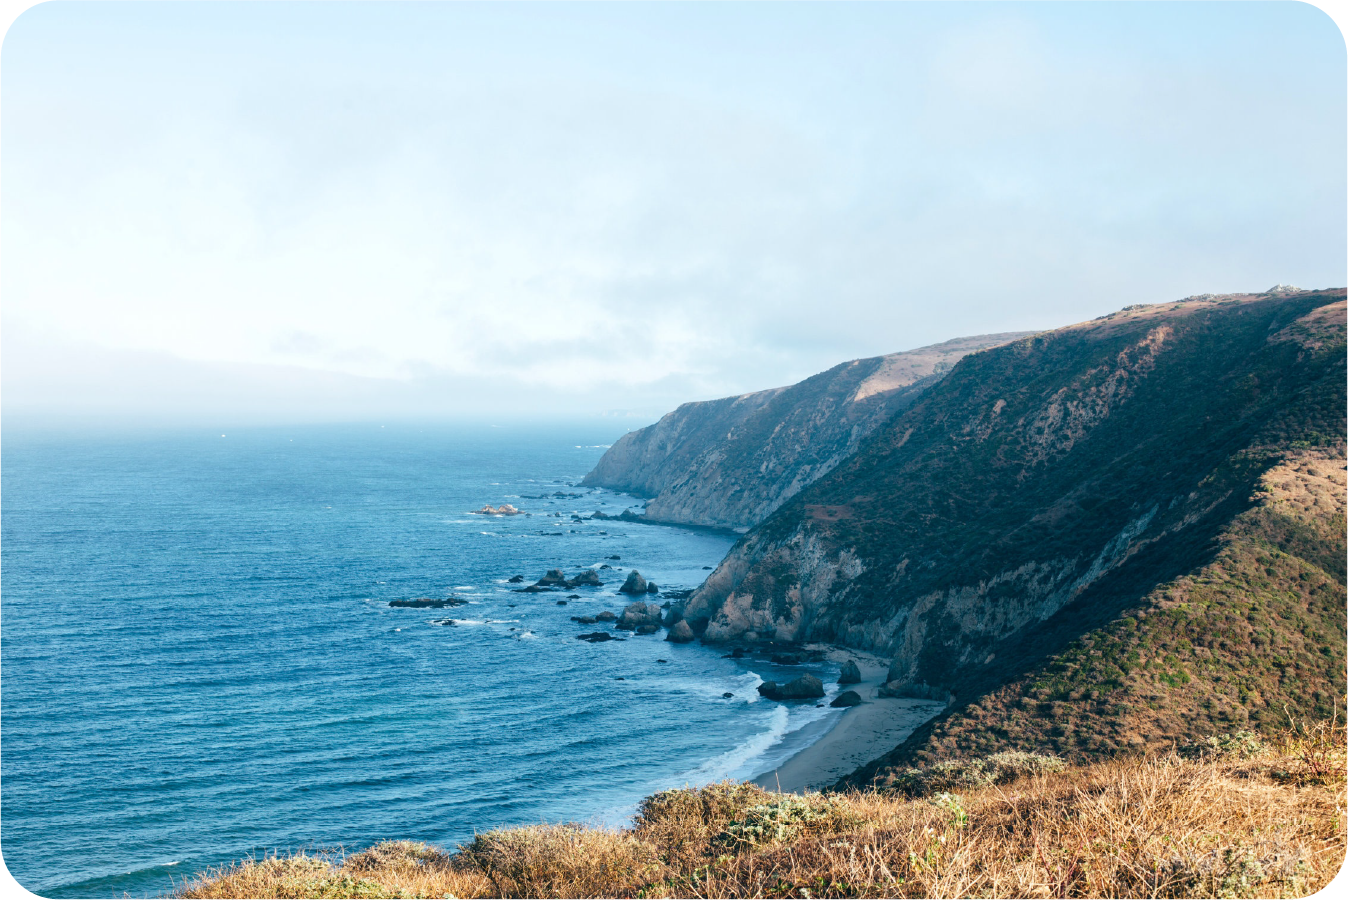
top-left (752, 648), bottom-right (946, 794)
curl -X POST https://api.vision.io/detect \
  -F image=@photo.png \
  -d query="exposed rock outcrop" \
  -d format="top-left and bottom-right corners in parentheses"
top-left (389, 598), bottom-right (467, 609)
top-left (838, 659), bottom-right (861, 685)
top-left (757, 674), bottom-right (825, 701)
top-left (830, 690), bottom-right (862, 708)
top-left (618, 571), bottom-right (648, 594)
top-left (582, 333), bottom-right (1032, 530)
top-left (615, 601), bottom-right (663, 631)
top-left (665, 620), bottom-right (695, 643)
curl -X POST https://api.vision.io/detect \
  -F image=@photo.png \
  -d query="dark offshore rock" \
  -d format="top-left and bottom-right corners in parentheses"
top-left (758, 675), bottom-right (825, 701)
top-left (830, 690), bottom-right (862, 708)
top-left (556, 600), bottom-right (568, 606)
top-left (428, 618), bottom-right (456, 626)
top-left (508, 575), bottom-right (525, 583)
top-left (646, 582), bottom-right (659, 594)
top-left (599, 564), bottom-right (612, 569)
top-left (535, 569), bottom-right (569, 587)
top-left (838, 660), bottom-right (862, 685)
top-left (616, 601), bottom-right (663, 630)
top-left (389, 598), bottom-right (467, 609)
top-left (636, 623), bottom-right (660, 635)
top-left (596, 610), bottom-right (618, 622)
top-left (567, 570), bottom-right (603, 588)
top-left (723, 692), bottom-right (735, 699)
top-left (515, 585), bottom-right (555, 593)
top-left (662, 601), bottom-right (687, 627)
top-left (771, 653), bottom-right (802, 665)
top-left (577, 632), bottom-right (623, 643)
top-left (666, 620), bottom-right (695, 643)
top-left (571, 615), bottom-right (598, 625)
top-left (618, 571), bottom-right (648, 594)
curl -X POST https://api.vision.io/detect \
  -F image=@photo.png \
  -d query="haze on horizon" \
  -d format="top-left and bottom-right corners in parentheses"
top-left (3, 1), bottom-right (1345, 427)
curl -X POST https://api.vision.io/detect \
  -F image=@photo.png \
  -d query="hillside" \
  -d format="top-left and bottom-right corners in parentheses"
top-left (681, 289), bottom-right (1346, 763)
top-left (581, 333), bottom-right (1032, 530)
top-left (179, 729), bottom-right (1346, 899)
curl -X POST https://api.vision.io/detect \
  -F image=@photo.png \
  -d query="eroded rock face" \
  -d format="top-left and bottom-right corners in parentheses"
top-left (682, 291), bottom-right (1348, 703)
top-left (581, 334), bottom-right (1033, 530)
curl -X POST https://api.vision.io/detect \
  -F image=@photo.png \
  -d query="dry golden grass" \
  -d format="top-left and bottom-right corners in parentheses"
top-left (175, 725), bottom-right (1346, 899)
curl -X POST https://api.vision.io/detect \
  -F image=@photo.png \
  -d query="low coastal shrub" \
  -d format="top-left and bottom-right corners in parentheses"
top-left (460, 823), bottom-right (662, 899)
top-left (632, 780), bottom-right (772, 869)
top-left (873, 749), bottom-right (1066, 797)
top-left (176, 725), bottom-right (1345, 899)
top-left (717, 794), bottom-right (858, 849)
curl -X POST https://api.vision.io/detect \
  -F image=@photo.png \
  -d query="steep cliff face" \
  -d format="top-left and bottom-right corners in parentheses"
top-left (582, 333), bottom-right (1032, 530)
top-left (683, 290), bottom-right (1346, 755)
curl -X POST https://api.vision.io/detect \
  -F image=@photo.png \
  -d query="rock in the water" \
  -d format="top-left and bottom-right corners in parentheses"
top-left (556, 600), bottom-right (568, 606)
top-left (758, 675), bottom-right (825, 701)
top-left (771, 653), bottom-right (801, 665)
top-left (595, 610), bottom-right (618, 622)
top-left (507, 575), bottom-right (525, 583)
top-left (830, 690), bottom-right (862, 708)
top-left (515, 585), bottom-right (555, 593)
top-left (571, 615), bottom-right (598, 625)
top-left (646, 582), bottom-right (659, 594)
top-left (566, 569), bottom-right (602, 588)
top-left (577, 632), bottom-right (624, 643)
top-left (618, 571), bottom-right (648, 594)
top-left (536, 569), bottom-right (569, 587)
top-left (616, 600), bottom-right (663, 630)
top-left (389, 598), bottom-right (467, 609)
top-left (838, 659), bottom-right (862, 685)
top-left (428, 618), bottom-right (456, 626)
top-left (599, 564), bottom-right (612, 569)
top-left (722, 692), bottom-right (734, 698)
top-left (473, 503), bottom-right (522, 515)
top-left (636, 623), bottom-right (659, 635)
top-left (666, 620), bottom-right (695, 643)
top-left (608, 555), bottom-right (621, 560)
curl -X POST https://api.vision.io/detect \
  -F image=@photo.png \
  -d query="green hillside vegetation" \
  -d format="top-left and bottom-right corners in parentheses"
top-left (687, 290), bottom-right (1345, 766)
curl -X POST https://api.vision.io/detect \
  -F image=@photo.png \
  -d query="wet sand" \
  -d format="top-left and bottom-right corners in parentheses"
top-left (751, 648), bottom-right (946, 794)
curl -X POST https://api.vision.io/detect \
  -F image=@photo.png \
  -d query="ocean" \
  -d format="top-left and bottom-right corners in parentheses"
top-left (1, 422), bottom-right (851, 897)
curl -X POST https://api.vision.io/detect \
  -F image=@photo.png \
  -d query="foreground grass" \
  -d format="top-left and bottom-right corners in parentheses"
top-left (175, 724), bottom-right (1345, 899)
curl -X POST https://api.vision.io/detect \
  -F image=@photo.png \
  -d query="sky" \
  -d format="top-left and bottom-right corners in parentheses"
top-left (3, 1), bottom-right (1345, 426)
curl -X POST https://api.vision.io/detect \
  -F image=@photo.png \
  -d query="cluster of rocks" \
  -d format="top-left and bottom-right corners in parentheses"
top-left (472, 504), bottom-right (523, 516)
top-left (519, 491), bottom-right (586, 499)
top-left (388, 598), bottom-right (468, 609)
top-left (618, 571), bottom-right (659, 594)
top-left (514, 568), bottom-right (604, 592)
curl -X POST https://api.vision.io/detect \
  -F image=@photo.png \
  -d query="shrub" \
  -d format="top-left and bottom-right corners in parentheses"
top-left (633, 780), bottom-right (772, 870)
top-left (875, 750), bottom-right (1065, 797)
top-left (460, 823), bottom-right (662, 899)
top-left (717, 794), bottom-right (856, 849)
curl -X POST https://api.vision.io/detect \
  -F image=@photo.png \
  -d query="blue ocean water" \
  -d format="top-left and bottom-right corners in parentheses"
top-left (1, 423), bottom-right (847, 897)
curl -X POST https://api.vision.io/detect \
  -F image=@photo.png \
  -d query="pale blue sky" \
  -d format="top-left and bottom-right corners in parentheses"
top-left (4, 2), bottom-right (1344, 423)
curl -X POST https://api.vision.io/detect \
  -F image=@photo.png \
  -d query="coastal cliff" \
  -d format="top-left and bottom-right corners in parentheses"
top-left (681, 289), bottom-right (1346, 762)
top-left (582, 333), bottom-right (1032, 530)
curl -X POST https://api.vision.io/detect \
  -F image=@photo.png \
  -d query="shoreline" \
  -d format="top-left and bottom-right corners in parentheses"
top-left (750, 647), bottom-right (946, 793)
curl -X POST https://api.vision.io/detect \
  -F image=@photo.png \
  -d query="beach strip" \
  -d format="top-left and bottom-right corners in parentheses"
top-left (751, 650), bottom-right (946, 794)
